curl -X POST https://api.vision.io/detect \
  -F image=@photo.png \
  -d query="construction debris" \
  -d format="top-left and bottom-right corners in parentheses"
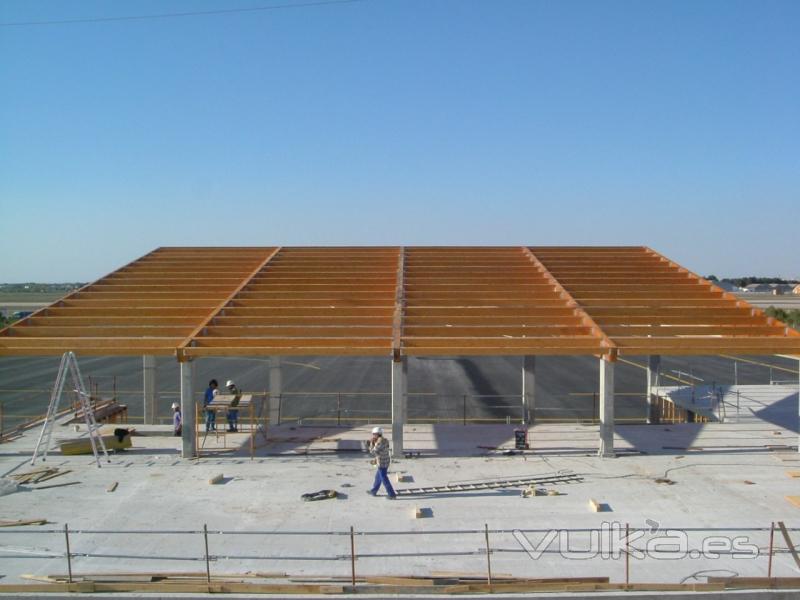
top-left (106, 482), bottom-right (118, 493)
top-left (208, 474), bottom-right (225, 485)
top-left (0, 518), bottom-right (48, 527)
top-left (413, 507), bottom-right (432, 518)
top-left (301, 490), bottom-right (337, 502)
top-left (8, 467), bottom-right (70, 485)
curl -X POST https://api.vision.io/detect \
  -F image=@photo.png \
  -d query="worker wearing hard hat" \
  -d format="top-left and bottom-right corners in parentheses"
top-left (366, 426), bottom-right (396, 499)
top-left (225, 380), bottom-right (242, 432)
top-left (171, 402), bottom-right (182, 437)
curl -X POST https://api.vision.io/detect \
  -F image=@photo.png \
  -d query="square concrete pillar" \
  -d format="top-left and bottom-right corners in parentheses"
top-left (522, 355), bottom-right (536, 424)
top-left (180, 360), bottom-right (196, 458)
top-left (598, 358), bottom-right (616, 458)
top-left (391, 356), bottom-right (407, 458)
top-left (143, 355), bottom-right (157, 425)
top-left (269, 356), bottom-right (282, 426)
top-left (646, 355), bottom-right (661, 424)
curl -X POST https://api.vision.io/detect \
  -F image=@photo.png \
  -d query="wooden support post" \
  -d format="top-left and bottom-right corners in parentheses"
top-left (768, 522), bottom-right (775, 578)
top-left (350, 525), bottom-right (356, 587)
top-left (203, 524), bottom-right (211, 584)
top-left (64, 523), bottom-right (73, 584)
top-left (646, 355), bottom-right (660, 424)
top-left (484, 523), bottom-right (493, 591)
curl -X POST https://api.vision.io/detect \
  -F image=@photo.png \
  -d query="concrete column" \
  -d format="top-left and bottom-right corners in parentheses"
top-left (646, 355), bottom-right (661, 424)
top-left (598, 358), bottom-right (616, 458)
top-left (269, 356), bottom-right (282, 426)
top-left (143, 355), bottom-right (157, 425)
top-left (180, 360), bottom-right (196, 458)
top-left (391, 356), bottom-right (407, 458)
top-left (522, 355), bottom-right (536, 424)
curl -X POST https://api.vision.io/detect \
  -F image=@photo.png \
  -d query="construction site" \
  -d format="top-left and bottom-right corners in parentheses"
top-left (1, 245), bottom-right (800, 598)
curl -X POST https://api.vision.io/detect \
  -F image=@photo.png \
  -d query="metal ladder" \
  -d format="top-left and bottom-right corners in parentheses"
top-left (395, 471), bottom-right (583, 496)
top-left (31, 351), bottom-right (110, 467)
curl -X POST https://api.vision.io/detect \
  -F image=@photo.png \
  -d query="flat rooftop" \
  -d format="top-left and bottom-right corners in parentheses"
top-left (1, 383), bottom-right (800, 597)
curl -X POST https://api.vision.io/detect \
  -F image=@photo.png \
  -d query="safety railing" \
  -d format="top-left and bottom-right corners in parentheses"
top-left (1, 522), bottom-right (799, 590)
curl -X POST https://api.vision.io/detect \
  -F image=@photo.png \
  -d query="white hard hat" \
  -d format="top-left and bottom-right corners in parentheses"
top-left (226, 380), bottom-right (235, 387)
top-left (171, 402), bottom-right (179, 409)
top-left (372, 426), bottom-right (383, 435)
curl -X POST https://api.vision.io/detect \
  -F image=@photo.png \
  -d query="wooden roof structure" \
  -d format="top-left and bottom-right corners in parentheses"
top-left (2, 246), bottom-right (799, 360)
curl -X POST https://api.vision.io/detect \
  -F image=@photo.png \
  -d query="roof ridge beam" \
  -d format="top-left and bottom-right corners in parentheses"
top-left (176, 247), bottom-right (283, 361)
top-left (643, 246), bottom-right (800, 340)
top-left (392, 247), bottom-right (406, 361)
top-left (522, 247), bottom-right (618, 360)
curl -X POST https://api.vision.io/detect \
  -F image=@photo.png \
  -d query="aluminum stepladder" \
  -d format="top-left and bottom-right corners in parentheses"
top-left (31, 351), bottom-right (110, 467)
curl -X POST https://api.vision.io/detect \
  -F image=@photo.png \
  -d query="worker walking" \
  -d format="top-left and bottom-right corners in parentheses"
top-left (226, 380), bottom-right (242, 432)
top-left (366, 427), bottom-right (396, 499)
top-left (204, 379), bottom-right (219, 432)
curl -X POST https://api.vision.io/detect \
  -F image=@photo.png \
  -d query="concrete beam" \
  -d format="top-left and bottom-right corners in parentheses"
top-left (598, 358), bottom-right (615, 458)
top-left (180, 360), bottom-right (196, 458)
top-left (391, 356), bottom-right (407, 458)
top-left (143, 355), bottom-right (157, 425)
top-left (646, 355), bottom-right (661, 424)
top-left (269, 356), bottom-right (281, 426)
top-left (522, 355), bottom-right (536, 424)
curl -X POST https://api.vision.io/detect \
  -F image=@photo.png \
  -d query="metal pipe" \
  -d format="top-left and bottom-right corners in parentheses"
top-left (350, 525), bottom-right (356, 586)
top-left (768, 521), bottom-right (775, 578)
top-left (203, 523), bottom-right (211, 583)
top-left (64, 523), bottom-right (73, 583)
top-left (484, 523), bottom-right (492, 591)
top-left (625, 522), bottom-right (630, 586)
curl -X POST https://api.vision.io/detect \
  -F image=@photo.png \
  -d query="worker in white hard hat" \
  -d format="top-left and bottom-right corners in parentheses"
top-left (366, 426), bottom-right (396, 499)
top-left (171, 402), bottom-right (182, 437)
top-left (225, 380), bottom-right (242, 432)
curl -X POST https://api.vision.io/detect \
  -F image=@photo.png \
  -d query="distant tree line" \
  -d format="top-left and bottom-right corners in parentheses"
top-left (765, 307), bottom-right (800, 331)
top-left (706, 275), bottom-right (797, 287)
top-left (0, 283), bottom-right (84, 293)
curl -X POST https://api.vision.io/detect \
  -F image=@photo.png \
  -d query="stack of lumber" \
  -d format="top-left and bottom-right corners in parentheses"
top-left (8, 467), bottom-right (70, 485)
top-left (68, 399), bottom-right (128, 424)
top-left (3, 572), bottom-right (786, 594)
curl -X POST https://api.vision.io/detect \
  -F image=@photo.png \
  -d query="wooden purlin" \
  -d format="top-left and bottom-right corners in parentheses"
top-left (0, 248), bottom-right (158, 339)
top-left (522, 247), bottom-right (617, 360)
top-left (392, 247), bottom-right (405, 361)
top-left (175, 247), bottom-right (282, 361)
top-left (644, 246), bottom-right (800, 340)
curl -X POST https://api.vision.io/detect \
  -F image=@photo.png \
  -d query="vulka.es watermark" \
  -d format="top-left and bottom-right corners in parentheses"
top-left (513, 521), bottom-right (759, 561)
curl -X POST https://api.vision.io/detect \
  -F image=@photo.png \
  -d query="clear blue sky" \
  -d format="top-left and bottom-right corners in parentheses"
top-left (1, 0), bottom-right (798, 282)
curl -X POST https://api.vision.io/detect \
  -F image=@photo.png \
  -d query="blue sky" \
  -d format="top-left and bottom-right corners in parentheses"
top-left (1, 0), bottom-right (798, 282)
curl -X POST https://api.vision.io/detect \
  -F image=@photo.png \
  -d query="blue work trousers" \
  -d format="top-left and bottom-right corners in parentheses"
top-left (371, 467), bottom-right (396, 497)
top-left (205, 409), bottom-right (216, 431)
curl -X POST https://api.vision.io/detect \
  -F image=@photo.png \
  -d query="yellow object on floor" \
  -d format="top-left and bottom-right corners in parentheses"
top-left (60, 434), bottom-right (131, 455)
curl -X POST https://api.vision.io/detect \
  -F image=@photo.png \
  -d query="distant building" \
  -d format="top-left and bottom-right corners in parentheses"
top-left (793, 284), bottom-right (800, 295)
top-left (745, 283), bottom-right (795, 295)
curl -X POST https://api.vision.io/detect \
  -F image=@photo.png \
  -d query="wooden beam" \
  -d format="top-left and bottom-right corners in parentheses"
top-left (523, 247), bottom-right (617, 359)
top-left (176, 247), bottom-right (282, 360)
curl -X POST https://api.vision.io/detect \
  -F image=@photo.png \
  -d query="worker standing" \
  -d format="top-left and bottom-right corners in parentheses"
top-left (366, 427), bottom-right (396, 499)
top-left (226, 380), bottom-right (242, 432)
top-left (204, 379), bottom-right (219, 432)
top-left (171, 402), bottom-right (182, 437)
